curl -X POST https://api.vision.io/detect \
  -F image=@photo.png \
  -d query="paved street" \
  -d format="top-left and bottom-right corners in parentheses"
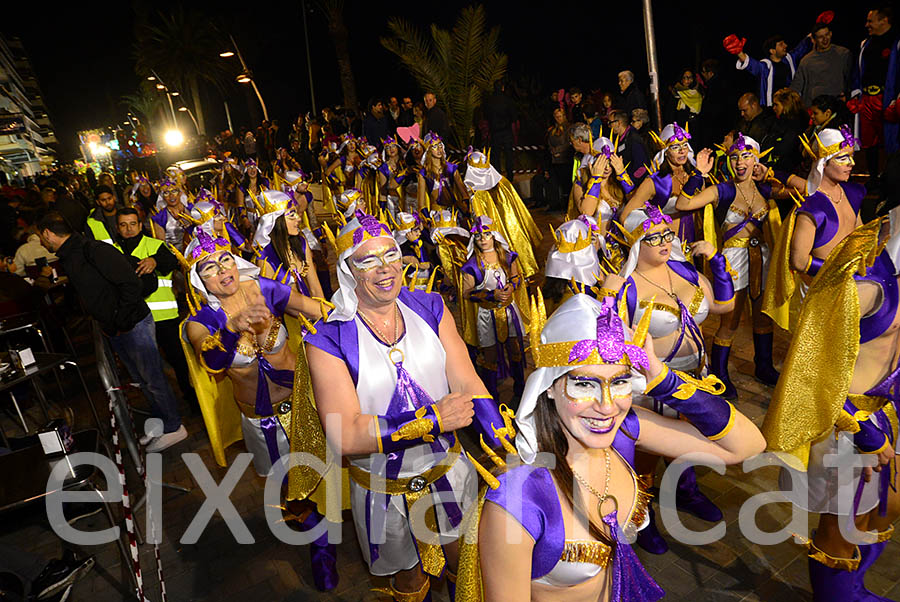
top-left (2, 200), bottom-right (898, 601)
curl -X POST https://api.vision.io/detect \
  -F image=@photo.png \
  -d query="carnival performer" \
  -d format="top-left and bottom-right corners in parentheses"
top-left (251, 189), bottom-right (324, 299)
top-left (217, 159), bottom-right (249, 237)
top-left (305, 210), bottom-right (512, 602)
top-left (417, 133), bottom-right (468, 213)
top-left (358, 141), bottom-right (383, 213)
top-left (128, 175), bottom-right (157, 230)
top-left (464, 149), bottom-right (542, 280)
top-left (392, 211), bottom-right (438, 292)
top-left (179, 228), bottom-right (341, 592)
top-left (428, 208), bottom-right (471, 298)
top-left (621, 123), bottom-right (710, 245)
top-left (185, 190), bottom-right (248, 251)
top-left (763, 126), bottom-right (864, 330)
top-left (569, 136), bottom-right (635, 229)
top-left (602, 203), bottom-right (737, 554)
top-left (675, 134), bottom-right (783, 397)
top-left (542, 218), bottom-right (604, 314)
top-left (459, 215), bottom-right (529, 404)
top-left (762, 218), bottom-right (900, 601)
top-left (279, 169), bottom-right (333, 298)
top-left (377, 136), bottom-right (411, 219)
top-left (240, 159), bottom-right (269, 230)
top-left (151, 178), bottom-right (191, 253)
top-left (324, 133), bottom-right (364, 193)
top-left (459, 293), bottom-right (765, 602)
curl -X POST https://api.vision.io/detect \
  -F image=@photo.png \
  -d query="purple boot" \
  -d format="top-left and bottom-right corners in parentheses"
top-left (856, 541), bottom-right (896, 601)
top-left (298, 510), bottom-right (339, 591)
top-left (636, 505), bottom-right (669, 555)
top-left (676, 466), bottom-right (723, 522)
top-left (710, 341), bottom-right (737, 400)
top-left (752, 331), bottom-right (780, 386)
top-left (807, 538), bottom-right (859, 602)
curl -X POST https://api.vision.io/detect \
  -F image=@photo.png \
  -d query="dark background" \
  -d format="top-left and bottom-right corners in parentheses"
top-left (2, 1), bottom-right (873, 160)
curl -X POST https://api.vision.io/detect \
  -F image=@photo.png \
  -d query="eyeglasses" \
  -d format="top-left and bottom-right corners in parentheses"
top-left (564, 373), bottom-right (632, 404)
top-left (350, 247), bottom-right (402, 271)
top-left (197, 253), bottom-right (237, 279)
top-left (642, 230), bottom-right (676, 247)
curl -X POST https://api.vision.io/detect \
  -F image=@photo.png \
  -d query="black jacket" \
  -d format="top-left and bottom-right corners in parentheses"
top-left (616, 84), bottom-right (648, 117)
top-left (484, 91), bottom-right (518, 135)
top-left (56, 234), bottom-right (149, 335)
top-left (424, 105), bottom-right (451, 143)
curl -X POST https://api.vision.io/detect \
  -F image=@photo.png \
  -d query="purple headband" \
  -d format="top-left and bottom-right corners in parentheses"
top-left (569, 297), bottom-right (649, 368)
top-left (838, 125), bottom-right (858, 150)
top-left (245, 159), bottom-right (257, 168)
top-left (191, 229), bottom-right (230, 259)
top-left (352, 211), bottom-right (392, 245)
top-left (728, 132), bottom-right (751, 155)
top-left (667, 123), bottom-right (691, 143)
top-left (641, 202), bottom-right (672, 232)
top-left (470, 216), bottom-right (492, 234)
top-left (160, 178), bottom-right (177, 190)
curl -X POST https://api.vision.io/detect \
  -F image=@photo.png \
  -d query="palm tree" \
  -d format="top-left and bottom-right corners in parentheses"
top-left (120, 83), bottom-right (162, 133)
top-left (380, 5), bottom-right (507, 148)
top-left (133, 7), bottom-right (229, 135)
top-left (314, 0), bottom-right (359, 112)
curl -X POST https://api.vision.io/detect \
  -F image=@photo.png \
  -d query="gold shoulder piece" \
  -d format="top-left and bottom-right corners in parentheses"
top-left (466, 451), bottom-right (501, 490)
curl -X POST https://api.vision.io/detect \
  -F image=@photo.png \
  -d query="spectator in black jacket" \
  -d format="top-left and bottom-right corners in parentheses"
top-left (616, 70), bottom-right (648, 116)
top-left (484, 81), bottom-right (518, 178)
top-left (362, 98), bottom-right (391, 149)
top-left (737, 92), bottom-right (779, 150)
top-left (36, 211), bottom-right (186, 452)
top-left (423, 92), bottom-right (452, 143)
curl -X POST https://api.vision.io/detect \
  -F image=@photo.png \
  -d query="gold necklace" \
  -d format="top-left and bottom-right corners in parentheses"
top-left (572, 448), bottom-right (612, 515)
top-left (358, 303), bottom-right (401, 346)
top-left (821, 185), bottom-right (845, 205)
top-left (635, 268), bottom-right (679, 303)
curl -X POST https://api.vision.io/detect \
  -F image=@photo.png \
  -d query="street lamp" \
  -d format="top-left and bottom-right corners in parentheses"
top-left (219, 34), bottom-right (269, 121)
top-left (150, 70), bottom-right (179, 129)
top-left (147, 76), bottom-right (156, 81)
top-left (170, 91), bottom-right (179, 97)
top-left (178, 106), bottom-right (201, 134)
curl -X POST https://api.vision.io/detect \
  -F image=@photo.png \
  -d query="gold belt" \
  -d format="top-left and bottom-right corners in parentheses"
top-left (348, 436), bottom-right (461, 495)
top-left (723, 236), bottom-right (762, 249)
top-left (349, 436), bottom-right (461, 577)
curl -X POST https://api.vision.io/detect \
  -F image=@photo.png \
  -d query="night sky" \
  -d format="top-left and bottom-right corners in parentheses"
top-left (2, 1), bottom-right (874, 160)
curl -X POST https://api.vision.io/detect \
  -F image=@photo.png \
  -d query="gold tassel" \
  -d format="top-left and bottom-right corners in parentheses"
top-left (466, 451), bottom-right (500, 490)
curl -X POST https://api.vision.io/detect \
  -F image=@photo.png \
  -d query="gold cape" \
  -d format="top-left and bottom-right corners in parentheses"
top-left (180, 315), bottom-right (349, 512)
top-left (470, 179), bottom-right (542, 280)
top-left (761, 220), bottom-right (881, 469)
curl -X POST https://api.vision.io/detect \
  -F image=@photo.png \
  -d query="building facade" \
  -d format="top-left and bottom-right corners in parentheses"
top-left (0, 35), bottom-right (56, 179)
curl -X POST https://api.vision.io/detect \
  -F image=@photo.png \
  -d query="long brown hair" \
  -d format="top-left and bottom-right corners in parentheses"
top-left (474, 237), bottom-right (512, 276)
top-left (534, 388), bottom-right (616, 548)
top-left (270, 214), bottom-right (307, 269)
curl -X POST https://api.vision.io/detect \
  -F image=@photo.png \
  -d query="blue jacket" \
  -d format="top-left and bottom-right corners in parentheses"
top-left (851, 35), bottom-right (900, 153)
top-left (736, 37), bottom-right (813, 105)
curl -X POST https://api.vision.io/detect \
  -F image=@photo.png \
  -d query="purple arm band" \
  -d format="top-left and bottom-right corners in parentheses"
top-left (681, 173), bottom-right (704, 197)
top-left (616, 172), bottom-right (635, 194)
top-left (468, 289), bottom-right (497, 303)
top-left (377, 405), bottom-right (442, 454)
top-left (708, 253), bottom-right (735, 303)
top-left (585, 177), bottom-right (603, 199)
top-left (202, 326), bottom-right (240, 372)
top-left (805, 256), bottom-right (824, 277)
top-left (224, 221), bottom-right (246, 248)
top-left (645, 366), bottom-right (736, 440)
top-left (471, 396), bottom-right (506, 449)
top-left (842, 399), bottom-right (891, 454)
top-left (770, 170), bottom-right (790, 186)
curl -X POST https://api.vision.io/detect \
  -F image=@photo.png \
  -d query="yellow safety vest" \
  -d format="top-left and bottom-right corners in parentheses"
top-left (86, 216), bottom-right (114, 245)
top-left (117, 236), bottom-right (179, 322)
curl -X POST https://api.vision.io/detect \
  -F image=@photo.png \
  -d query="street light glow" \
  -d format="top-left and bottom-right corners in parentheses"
top-left (219, 51), bottom-right (235, 58)
top-left (178, 106), bottom-right (188, 112)
top-left (147, 76), bottom-right (156, 81)
top-left (156, 83), bottom-right (166, 90)
top-left (170, 91), bottom-right (179, 96)
top-left (164, 129), bottom-right (184, 147)
top-left (236, 72), bottom-right (252, 84)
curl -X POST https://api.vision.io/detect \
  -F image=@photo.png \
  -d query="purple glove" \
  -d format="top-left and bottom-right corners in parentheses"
top-left (708, 253), bottom-right (735, 304)
top-left (376, 404), bottom-right (443, 455)
top-left (645, 366), bottom-right (736, 440)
